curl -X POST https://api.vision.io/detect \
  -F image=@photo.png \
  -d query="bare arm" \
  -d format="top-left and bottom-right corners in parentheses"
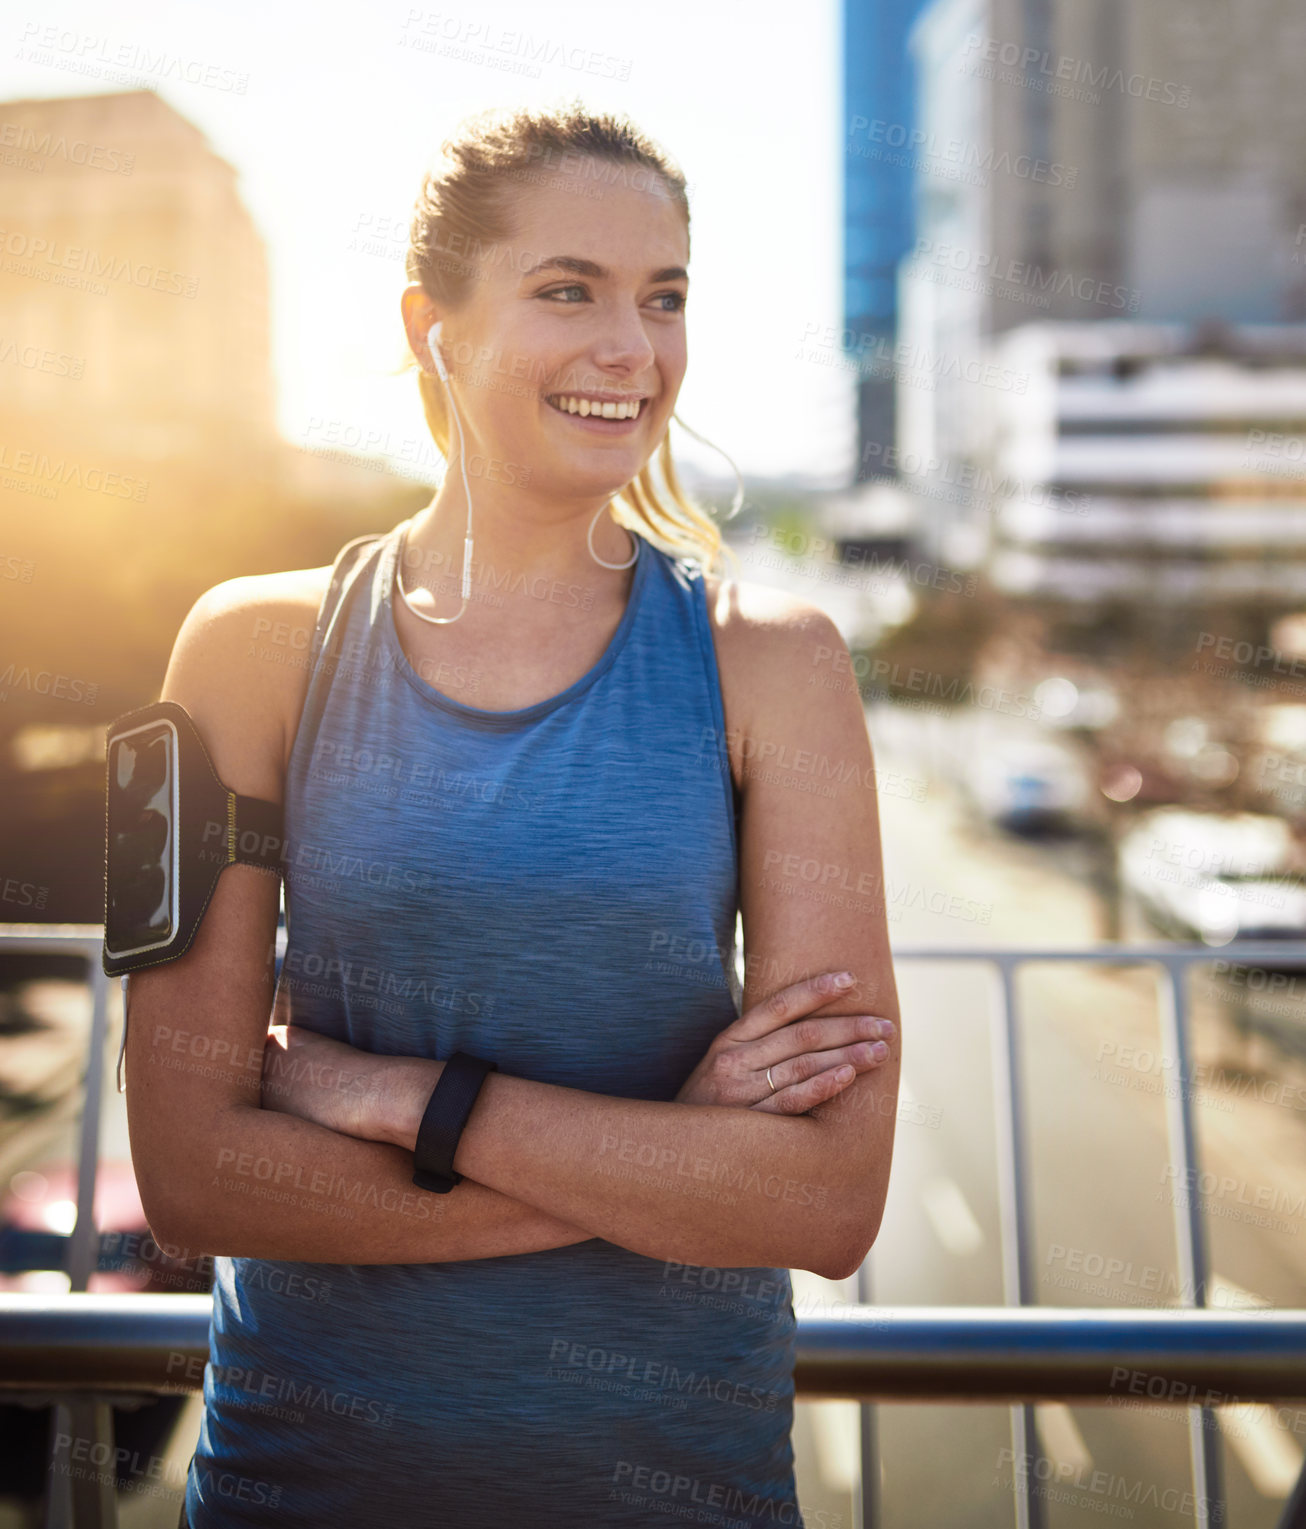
top-left (350, 1053), bottom-right (857, 1277)
top-left (128, 575), bottom-right (594, 1264)
top-left (129, 903), bottom-right (596, 1263)
top-left (138, 868), bottom-right (886, 1272)
top-left (133, 575), bottom-right (893, 1279)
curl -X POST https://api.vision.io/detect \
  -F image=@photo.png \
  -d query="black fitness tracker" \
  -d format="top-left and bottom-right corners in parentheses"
top-left (411, 1051), bottom-right (498, 1192)
top-left (103, 699), bottom-right (284, 976)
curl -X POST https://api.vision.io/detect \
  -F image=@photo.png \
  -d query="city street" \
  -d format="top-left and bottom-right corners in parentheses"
top-left (791, 702), bottom-right (1306, 1529)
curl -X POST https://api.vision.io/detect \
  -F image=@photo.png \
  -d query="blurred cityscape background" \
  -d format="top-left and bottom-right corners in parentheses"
top-left (2, 0), bottom-right (1305, 1525)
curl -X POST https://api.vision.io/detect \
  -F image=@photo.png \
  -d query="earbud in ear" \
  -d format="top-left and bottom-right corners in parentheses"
top-left (425, 321), bottom-right (448, 382)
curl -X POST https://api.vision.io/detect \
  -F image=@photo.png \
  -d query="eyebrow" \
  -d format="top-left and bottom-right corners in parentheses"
top-left (522, 255), bottom-right (689, 284)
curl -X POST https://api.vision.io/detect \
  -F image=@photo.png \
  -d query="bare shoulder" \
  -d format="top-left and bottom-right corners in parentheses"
top-left (701, 569), bottom-right (843, 641)
top-left (160, 563), bottom-right (335, 801)
top-left (701, 569), bottom-right (850, 724)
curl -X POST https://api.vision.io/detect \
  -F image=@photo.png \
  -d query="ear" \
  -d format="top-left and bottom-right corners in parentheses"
top-left (400, 285), bottom-right (443, 374)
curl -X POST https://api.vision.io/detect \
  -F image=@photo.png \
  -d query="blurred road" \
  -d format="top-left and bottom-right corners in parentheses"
top-left (792, 701), bottom-right (1306, 1529)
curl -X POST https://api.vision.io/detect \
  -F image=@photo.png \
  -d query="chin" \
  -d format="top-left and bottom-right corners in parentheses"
top-left (547, 446), bottom-right (649, 489)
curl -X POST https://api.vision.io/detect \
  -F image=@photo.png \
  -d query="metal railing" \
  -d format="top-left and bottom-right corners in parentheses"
top-left (0, 927), bottom-right (1304, 1529)
top-left (859, 943), bottom-right (1306, 1529)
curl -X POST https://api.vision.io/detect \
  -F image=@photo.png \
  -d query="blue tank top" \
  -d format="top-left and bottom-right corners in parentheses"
top-left (184, 517), bottom-right (804, 1528)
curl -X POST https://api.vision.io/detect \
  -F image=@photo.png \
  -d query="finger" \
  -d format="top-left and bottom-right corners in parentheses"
top-left (755, 1014), bottom-right (894, 1071)
top-left (765, 1039), bottom-right (890, 1096)
top-left (750, 1061), bottom-right (857, 1116)
top-left (731, 971), bottom-right (860, 1043)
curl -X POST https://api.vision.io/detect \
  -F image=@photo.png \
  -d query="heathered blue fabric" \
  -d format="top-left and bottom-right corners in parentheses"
top-left (183, 517), bottom-right (804, 1528)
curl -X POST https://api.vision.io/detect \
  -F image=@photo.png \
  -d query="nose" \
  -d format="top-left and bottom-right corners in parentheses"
top-left (589, 300), bottom-right (657, 378)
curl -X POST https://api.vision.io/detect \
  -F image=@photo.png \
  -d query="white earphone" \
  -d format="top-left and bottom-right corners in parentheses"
top-left (398, 320), bottom-right (472, 621)
top-left (425, 320), bottom-right (450, 383)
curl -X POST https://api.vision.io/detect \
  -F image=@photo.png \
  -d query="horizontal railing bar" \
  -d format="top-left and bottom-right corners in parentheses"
top-left (0, 923), bottom-right (103, 934)
top-left (794, 1307), bottom-right (1306, 1403)
top-left (0, 1294), bottom-right (210, 1391)
top-left (3, 1296), bottom-right (1304, 1402)
top-left (888, 944), bottom-right (1306, 963)
top-left (0, 925), bottom-right (110, 947)
top-left (1, 926), bottom-right (1303, 965)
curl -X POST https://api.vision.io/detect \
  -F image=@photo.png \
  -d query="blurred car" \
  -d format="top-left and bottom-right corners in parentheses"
top-left (1117, 807), bottom-right (1306, 954)
top-left (1, 1158), bottom-right (213, 1295)
top-left (966, 735), bottom-right (1093, 834)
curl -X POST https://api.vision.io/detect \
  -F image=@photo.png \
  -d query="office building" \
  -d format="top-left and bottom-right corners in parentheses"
top-left (0, 89), bottom-right (276, 476)
top-left (842, 0), bottom-right (934, 479)
top-left (894, 0), bottom-right (1306, 581)
top-left (983, 321), bottom-right (1306, 604)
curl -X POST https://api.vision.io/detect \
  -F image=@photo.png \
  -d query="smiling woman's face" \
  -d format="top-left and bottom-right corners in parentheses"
top-left (420, 161), bottom-right (690, 503)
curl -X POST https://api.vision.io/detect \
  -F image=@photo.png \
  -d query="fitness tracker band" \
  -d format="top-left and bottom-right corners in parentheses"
top-left (411, 1051), bottom-right (498, 1193)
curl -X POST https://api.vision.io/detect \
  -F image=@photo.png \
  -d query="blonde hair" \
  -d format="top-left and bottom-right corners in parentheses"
top-left (404, 100), bottom-right (740, 578)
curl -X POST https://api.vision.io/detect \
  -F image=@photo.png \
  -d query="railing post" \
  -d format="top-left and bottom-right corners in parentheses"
top-left (1156, 956), bottom-right (1225, 1529)
top-left (67, 952), bottom-right (110, 1293)
top-left (0, 931), bottom-right (122, 1527)
top-left (1274, 1451), bottom-right (1306, 1528)
top-left (854, 1255), bottom-right (880, 1529)
top-left (42, 1395), bottom-right (118, 1529)
top-left (991, 957), bottom-right (1046, 1529)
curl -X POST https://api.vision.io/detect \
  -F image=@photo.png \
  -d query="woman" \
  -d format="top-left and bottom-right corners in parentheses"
top-left (125, 103), bottom-right (902, 1528)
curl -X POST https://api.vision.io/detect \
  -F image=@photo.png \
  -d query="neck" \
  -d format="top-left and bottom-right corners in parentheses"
top-left (399, 476), bottom-right (638, 610)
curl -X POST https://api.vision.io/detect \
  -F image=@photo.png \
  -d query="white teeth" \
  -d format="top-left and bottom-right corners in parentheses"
top-left (548, 395), bottom-right (642, 419)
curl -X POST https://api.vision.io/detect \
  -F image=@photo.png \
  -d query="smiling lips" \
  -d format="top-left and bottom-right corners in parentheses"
top-left (545, 393), bottom-right (645, 420)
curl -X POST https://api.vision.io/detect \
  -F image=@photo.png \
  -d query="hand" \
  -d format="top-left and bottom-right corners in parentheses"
top-left (674, 971), bottom-right (895, 1115)
top-left (260, 1024), bottom-right (410, 1140)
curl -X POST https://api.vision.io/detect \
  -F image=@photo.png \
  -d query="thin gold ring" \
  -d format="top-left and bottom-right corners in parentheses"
top-left (766, 1065), bottom-right (776, 1094)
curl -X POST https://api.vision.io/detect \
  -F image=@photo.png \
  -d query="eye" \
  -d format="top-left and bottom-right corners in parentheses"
top-left (538, 284), bottom-right (688, 312)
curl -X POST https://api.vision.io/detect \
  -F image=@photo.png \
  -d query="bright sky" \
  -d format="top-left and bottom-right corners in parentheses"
top-left (2, 0), bottom-right (854, 488)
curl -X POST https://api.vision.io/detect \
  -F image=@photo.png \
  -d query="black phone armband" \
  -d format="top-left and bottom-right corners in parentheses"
top-left (102, 698), bottom-right (284, 976)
